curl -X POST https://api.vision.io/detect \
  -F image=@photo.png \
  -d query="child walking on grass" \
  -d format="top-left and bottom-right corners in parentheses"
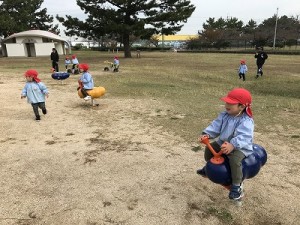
top-left (197, 88), bottom-right (254, 201)
top-left (238, 60), bottom-right (248, 81)
top-left (21, 69), bottom-right (49, 121)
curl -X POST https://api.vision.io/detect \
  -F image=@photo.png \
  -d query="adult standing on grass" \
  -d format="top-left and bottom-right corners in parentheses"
top-left (50, 48), bottom-right (59, 72)
top-left (254, 46), bottom-right (268, 78)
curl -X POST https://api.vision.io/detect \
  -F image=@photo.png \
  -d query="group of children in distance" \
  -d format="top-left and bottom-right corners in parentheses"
top-left (65, 55), bottom-right (80, 74)
top-left (237, 46), bottom-right (268, 81)
top-left (22, 53), bottom-right (260, 202)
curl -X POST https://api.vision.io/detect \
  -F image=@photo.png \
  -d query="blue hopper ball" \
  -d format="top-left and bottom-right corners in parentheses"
top-left (51, 72), bottom-right (70, 80)
top-left (203, 143), bottom-right (267, 186)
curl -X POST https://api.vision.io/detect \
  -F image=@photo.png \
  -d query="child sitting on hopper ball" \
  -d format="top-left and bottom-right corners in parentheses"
top-left (197, 88), bottom-right (254, 201)
top-left (77, 63), bottom-right (94, 101)
top-left (113, 56), bottom-right (119, 72)
top-left (71, 55), bottom-right (80, 74)
top-left (65, 56), bottom-right (71, 71)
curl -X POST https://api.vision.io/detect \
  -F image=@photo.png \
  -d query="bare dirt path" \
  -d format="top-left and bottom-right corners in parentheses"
top-left (0, 72), bottom-right (299, 225)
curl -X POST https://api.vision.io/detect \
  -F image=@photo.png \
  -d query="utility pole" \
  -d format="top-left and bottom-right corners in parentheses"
top-left (161, 27), bottom-right (165, 50)
top-left (273, 7), bottom-right (279, 50)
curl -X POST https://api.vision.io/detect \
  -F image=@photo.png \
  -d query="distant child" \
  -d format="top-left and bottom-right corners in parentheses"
top-left (238, 60), bottom-right (248, 81)
top-left (21, 69), bottom-right (49, 121)
top-left (77, 64), bottom-right (94, 101)
top-left (113, 56), bottom-right (120, 72)
top-left (65, 56), bottom-right (71, 70)
top-left (197, 88), bottom-right (254, 201)
top-left (71, 55), bottom-right (79, 74)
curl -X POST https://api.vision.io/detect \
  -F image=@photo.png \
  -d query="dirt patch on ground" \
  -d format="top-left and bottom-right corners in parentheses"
top-left (0, 71), bottom-right (299, 225)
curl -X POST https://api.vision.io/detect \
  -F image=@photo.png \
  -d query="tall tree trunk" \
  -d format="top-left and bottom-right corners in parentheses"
top-left (123, 34), bottom-right (131, 58)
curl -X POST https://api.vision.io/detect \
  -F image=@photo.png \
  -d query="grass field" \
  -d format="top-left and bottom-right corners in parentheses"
top-left (1, 51), bottom-right (300, 224)
top-left (1, 51), bottom-right (299, 144)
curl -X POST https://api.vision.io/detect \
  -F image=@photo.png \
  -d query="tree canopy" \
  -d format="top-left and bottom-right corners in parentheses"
top-left (0, 0), bottom-right (59, 38)
top-left (190, 15), bottom-right (300, 50)
top-left (257, 16), bottom-right (300, 43)
top-left (57, 0), bottom-right (195, 57)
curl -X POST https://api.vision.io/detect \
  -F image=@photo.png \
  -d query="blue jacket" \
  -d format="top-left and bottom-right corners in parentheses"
top-left (21, 82), bottom-right (48, 104)
top-left (79, 72), bottom-right (94, 89)
top-left (114, 59), bottom-right (120, 65)
top-left (203, 111), bottom-right (254, 157)
top-left (238, 64), bottom-right (248, 74)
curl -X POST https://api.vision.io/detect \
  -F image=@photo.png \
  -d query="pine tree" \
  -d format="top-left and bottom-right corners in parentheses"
top-left (57, 0), bottom-right (195, 57)
top-left (0, 0), bottom-right (58, 37)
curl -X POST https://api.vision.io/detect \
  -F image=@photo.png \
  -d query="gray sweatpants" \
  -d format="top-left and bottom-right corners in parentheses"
top-left (204, 141), bottom-right (245, 185)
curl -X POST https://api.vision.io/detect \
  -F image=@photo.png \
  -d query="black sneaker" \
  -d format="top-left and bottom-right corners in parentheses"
top-left (36, 116), bottom-right (41, 121)
top-left (196, 167), bottom-right (207, 178)
top-left (229, 184), bottom-right (244, 200)
top-left (42, 109), bottom-right (47, 115)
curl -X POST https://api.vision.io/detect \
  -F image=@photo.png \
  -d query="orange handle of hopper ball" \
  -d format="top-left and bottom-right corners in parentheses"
top-left (200, 136), bottom-right (224, 164)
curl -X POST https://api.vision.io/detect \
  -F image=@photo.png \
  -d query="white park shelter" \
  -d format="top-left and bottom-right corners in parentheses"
top-left (1, 30), bottom-right (70, 57)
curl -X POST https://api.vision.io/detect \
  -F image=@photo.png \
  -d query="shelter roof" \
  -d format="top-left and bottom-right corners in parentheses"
top-left (2, 30), bottom-right (67, 42)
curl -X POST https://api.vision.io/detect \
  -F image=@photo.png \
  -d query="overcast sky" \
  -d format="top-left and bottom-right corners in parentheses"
top-left (42, 0), bottom-right (300, 36)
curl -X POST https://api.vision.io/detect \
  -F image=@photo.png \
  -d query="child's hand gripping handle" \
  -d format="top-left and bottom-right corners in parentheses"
top-left (199, 136), bottom-right (224, 164)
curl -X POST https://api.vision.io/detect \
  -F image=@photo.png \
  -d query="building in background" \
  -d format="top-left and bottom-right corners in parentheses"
top-left (156, 34), bottom-right (198, 49)
top-left (0, 30), bottom-right (70, 57)
top-left (131, 34), bottom-right (198, 49)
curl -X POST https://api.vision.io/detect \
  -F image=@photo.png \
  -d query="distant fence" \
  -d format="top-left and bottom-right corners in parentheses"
top-left (74, 46), bottom-right (300, 55)
top-left (177, 49), bottom-right (300, 55)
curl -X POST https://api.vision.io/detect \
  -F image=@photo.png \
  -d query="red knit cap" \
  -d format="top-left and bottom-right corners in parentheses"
top-left (72, 55), bottom-right (76, 59)
top-left (24, 69), bottom-right (41, 83)
top-left (78, 63), bottom-right (89, 71)
top-left (221, 88), bottom-right (253, 117)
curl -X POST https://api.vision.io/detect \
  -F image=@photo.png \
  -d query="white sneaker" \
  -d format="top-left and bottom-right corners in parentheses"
top-left (84, 96), bottom-right (91, 101)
